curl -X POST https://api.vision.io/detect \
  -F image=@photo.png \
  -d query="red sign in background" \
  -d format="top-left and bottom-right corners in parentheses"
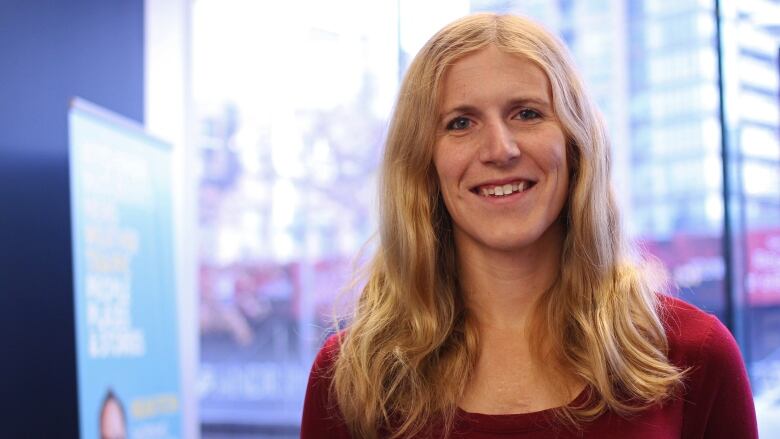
top-left (747, 228), bottom-right (780, 306)
top-left (641, 228), bottom-right (780, 308)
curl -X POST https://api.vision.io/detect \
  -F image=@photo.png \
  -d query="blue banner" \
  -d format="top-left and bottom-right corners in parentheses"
top-left (69, 98), bottom-right (182, 439)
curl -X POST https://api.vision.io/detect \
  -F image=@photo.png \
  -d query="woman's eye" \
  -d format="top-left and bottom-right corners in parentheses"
top-left (446, 117), bottom-right (471, 131)
top-left (516, 109), bottom-right (541, 120)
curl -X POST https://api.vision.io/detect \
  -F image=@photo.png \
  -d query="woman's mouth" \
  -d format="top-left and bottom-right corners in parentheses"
top-left (471, 180), bottom-right (536, 198)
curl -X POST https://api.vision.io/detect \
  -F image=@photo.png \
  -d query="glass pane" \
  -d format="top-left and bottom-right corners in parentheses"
top-left (719, 1), bottom-right (780, 436)
top-left (192, 0), bottom-right (399, 435)
top-left (625, 0), bottom-right (727, 323)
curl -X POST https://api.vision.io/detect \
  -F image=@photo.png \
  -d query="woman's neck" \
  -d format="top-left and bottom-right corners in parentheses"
top-left (456, 222), bottom-right (563, 335)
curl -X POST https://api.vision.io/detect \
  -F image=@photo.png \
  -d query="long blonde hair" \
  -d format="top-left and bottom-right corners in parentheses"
top-left (332, 13), bottom-right (684, 438)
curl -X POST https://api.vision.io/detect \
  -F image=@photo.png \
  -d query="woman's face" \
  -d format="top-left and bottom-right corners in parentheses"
top-left (433, 45), bottom-right (569, 257)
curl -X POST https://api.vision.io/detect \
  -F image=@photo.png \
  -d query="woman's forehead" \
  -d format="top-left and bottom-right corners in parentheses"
top-left (438, 46), bottom-right (552, 111)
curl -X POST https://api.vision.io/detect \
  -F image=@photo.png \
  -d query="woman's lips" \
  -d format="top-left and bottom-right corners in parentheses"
top-left (470, 179), bottom-right (537, 198)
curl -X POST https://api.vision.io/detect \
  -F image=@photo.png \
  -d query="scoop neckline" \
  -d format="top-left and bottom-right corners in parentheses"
top-left (454, 386), bottom-right (591, 433)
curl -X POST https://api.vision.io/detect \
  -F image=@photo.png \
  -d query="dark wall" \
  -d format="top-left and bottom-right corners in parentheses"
top-left (0, 1), bottom-right (144, 437)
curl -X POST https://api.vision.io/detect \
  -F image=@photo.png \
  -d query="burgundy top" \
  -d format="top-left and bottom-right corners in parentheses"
top-left (300, 296), bottom-right (758, 438)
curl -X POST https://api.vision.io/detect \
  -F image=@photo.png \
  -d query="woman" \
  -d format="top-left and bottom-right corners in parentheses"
top-left (301, 13), bottom-right (758, 439)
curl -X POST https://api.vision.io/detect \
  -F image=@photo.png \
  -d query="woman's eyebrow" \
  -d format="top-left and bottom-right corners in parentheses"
top-left (506, 96), bottom-right (552, 109)
top-left (439, 104), bottom-right (480, 121)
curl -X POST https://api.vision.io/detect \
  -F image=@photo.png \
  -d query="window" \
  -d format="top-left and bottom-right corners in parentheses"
top-left (192, 1), bottom-right (780, 436)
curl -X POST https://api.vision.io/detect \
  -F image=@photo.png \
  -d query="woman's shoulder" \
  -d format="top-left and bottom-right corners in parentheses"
top-left (659, 295), bottom-right (733, 367)
top-left (301, 331), bottom-right (351, 439)
top-left (656, 293), bottom-right (748, 387)
top-left (657, 294), bottom-right (719, 343)
top-left (655, 295), bottom-right (758, 437)
top-left (303, 333), bottom-right (341, 400)
top-left (311, 332), bottom-right (343, 373)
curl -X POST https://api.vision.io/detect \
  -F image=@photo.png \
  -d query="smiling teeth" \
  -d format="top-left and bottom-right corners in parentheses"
top-left (480, 182), bottom-right (527, 197)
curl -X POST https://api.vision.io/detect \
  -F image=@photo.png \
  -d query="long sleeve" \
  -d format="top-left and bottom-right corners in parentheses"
top-left (682, 314), bottom-right (758, 439)
top-left (300, 335), bottom-right (352, 439)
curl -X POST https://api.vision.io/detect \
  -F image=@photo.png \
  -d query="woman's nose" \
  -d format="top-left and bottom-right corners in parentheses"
top-left (478, 121), bottom-right (520, 166)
